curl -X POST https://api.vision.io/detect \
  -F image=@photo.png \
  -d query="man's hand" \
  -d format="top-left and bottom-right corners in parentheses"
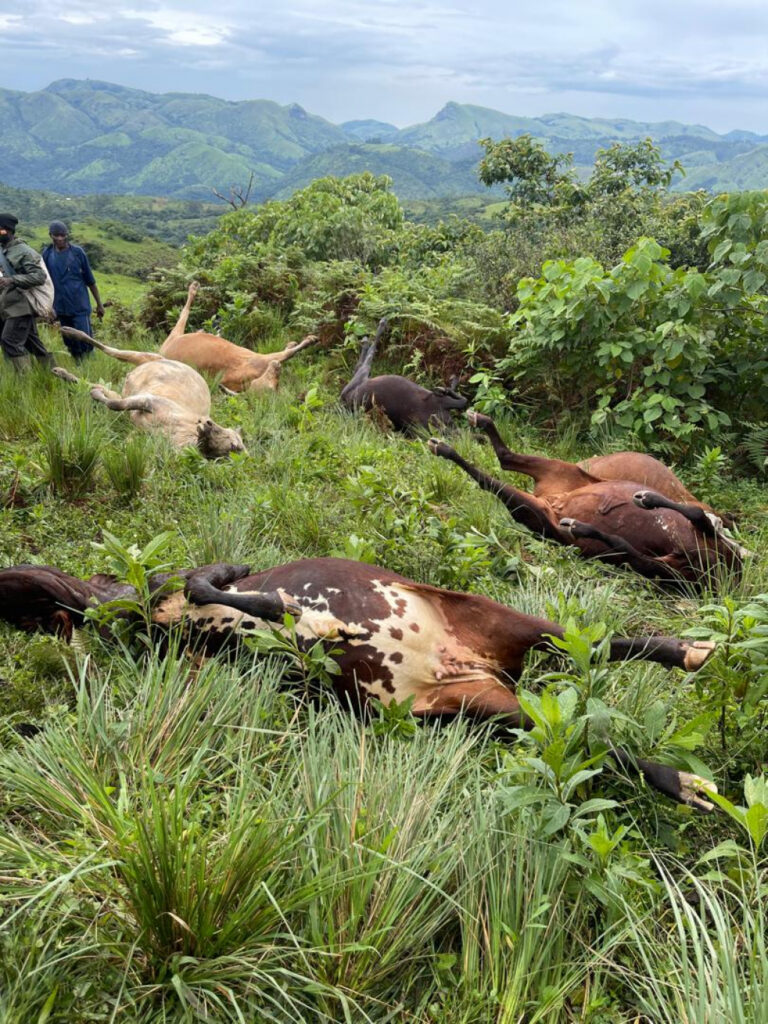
top-left (95, 303), bottom-right (105, 319)
top-left (0, 278), bottom-right (12, 290)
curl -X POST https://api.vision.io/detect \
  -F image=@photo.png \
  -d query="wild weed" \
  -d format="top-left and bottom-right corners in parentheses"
top-left (102, 432), bottom-right (153, 499)
top-left (37, 402), bottom-right (107, 497)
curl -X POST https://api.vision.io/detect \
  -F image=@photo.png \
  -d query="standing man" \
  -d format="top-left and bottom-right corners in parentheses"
top-left (0, 213), bottom-right (54, 372)
top-left (42, 221), bottom-right (104, 361)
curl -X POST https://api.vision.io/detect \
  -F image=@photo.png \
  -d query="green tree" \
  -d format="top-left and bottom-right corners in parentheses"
top-left (588, 138), bottom-right (683, 198)
top-left (477, 134), bottom-right (577, 208)
top-left (267, 172), bottom-right (403, 268)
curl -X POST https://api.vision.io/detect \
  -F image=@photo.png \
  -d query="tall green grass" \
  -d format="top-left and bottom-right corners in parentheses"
top-left (37, 403), bottom-right (108, 497)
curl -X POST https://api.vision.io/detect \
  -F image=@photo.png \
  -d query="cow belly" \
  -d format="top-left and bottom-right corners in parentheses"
top-left (555, 487), bottom-right (698, 557)
top-left (152, 579), bottom-right (500, 709)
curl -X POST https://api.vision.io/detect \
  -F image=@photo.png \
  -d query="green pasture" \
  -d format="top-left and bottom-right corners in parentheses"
top-left (0, 319), bottom-right (766, 1022)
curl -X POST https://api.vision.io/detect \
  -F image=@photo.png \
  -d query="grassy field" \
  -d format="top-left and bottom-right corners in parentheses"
top-left (0, 318), bottom-right (767, 1021)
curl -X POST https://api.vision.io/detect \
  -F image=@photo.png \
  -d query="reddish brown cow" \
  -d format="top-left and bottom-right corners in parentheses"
top-left (429, 412), bottom-right (742, 587)
top-left (159, 281), bottom-right (318, 392)
top-left (579, 452), bottom-right (732, 527)
top-left (0, 557), bottom-right (716, 810)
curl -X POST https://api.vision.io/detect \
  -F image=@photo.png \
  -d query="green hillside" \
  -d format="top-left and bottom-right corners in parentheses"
top-left (1, 81), bottom-right (768, 201)
top-left (680, 144), bottom-right (768, 191)
top-left (0, 80), bottom-right (345, 200)
top-left (0, 181), bottom-right (223, 245)
top-left (274, 143), bottom-right (484, 200)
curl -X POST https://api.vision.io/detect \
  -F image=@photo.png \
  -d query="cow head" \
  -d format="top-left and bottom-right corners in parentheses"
top-left (196, 419), bottom-right (247, 459)
top-left (432, 385), bottom-right (468, 411)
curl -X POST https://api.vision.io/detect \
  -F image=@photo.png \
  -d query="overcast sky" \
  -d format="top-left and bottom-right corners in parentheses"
top-left (3, 0), bottom-right (768, 134)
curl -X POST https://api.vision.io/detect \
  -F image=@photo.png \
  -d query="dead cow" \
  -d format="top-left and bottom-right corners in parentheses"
top-left (159, 281), bottom-right (318, 392)
top-left (578, 451), bottom-right (733, 527)
top-left (0, 557), bottom-right (717, 810)
top-left (341, 319), bottom-right (468, 433)
top-left (429, 411), bottom-right (743, 587)
top-left (54, 331), bottom-right (244, 458)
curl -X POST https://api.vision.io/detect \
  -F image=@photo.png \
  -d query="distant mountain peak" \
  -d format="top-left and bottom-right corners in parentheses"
top-left (434, 102), bottom-right (463, 121)
top-left (0, 80), bottom-right (763, 199)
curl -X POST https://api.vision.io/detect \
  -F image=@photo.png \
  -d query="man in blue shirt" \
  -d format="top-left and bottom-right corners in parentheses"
top-left (42, 221), bottom-right (104, 361)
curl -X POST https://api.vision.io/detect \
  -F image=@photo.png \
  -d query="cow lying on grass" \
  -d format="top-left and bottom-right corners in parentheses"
top-left (0, 556), bottom-right (717, 811)
top-left (159, 281), bottom-right (318, 392)
top-left (577, 451), bottom-right (733, 528)
top-left (429, 411), bottom-right (743, 588)
top-left (342, 319), bottom-right (468, 433)
top-left (54, 330), bottom-right (245, 458)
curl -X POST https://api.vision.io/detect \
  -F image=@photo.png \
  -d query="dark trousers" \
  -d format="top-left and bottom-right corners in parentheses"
top-left (58, 312), bottom-right (94, 359)
top-left (1, 314), bottom-right (52, 362)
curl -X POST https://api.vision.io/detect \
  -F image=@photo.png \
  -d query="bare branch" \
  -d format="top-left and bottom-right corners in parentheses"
top-left (211, 172), bottom-right (256, 210)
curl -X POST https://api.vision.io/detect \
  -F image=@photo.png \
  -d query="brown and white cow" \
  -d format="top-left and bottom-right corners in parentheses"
top-left (159, 281), bottom-right (318, 392)
top-left (0, 557), bottom-right (716, 810)
top-left (429, 412), bottom-right (743, 588)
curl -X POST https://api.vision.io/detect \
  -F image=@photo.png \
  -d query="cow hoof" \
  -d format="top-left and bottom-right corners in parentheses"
top-left (678, 772), bottom-right (717, 813)
top-left (277, 588), bottom-right (303, 620)
top-left (683, 640), bottom-right (716, 671)
top-left (633, 490), bottom-right (655, 509)
top-left (427, 438), bottom-right (452, 458)
top-left (559, 517), bottom-right (580, 538)
top-left (466, 409), bottom-right (492, 430)
top-left (52, 367), bottom-right (78, 383)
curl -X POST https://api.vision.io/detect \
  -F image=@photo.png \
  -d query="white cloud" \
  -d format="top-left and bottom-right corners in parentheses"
top-left (1, 0), bottom-right (768, 132)
top-left (120, 8), bottom-right (232, 46)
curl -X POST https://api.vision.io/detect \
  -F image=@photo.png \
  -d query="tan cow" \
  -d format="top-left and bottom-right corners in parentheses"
top-left (55, 329), bottom-right (245, 459)
top-left (159, 281), bottom-right (318, 392)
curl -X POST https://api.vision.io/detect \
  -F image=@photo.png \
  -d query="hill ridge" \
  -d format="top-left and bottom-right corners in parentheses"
top-left (1, 79), bottom-right (766, 199)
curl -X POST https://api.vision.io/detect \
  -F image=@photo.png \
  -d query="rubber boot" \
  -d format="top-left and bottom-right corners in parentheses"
top-left (9, 355), bottom-right (31, 373)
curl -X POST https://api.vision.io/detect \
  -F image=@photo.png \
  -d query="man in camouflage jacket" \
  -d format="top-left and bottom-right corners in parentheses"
top-left (0, 213), bottom-right (53, 371)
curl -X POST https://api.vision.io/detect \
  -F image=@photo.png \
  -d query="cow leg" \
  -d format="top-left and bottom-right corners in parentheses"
top-left (558, 517), bottom-right (687, 584)
top-left (607, 635), bottom-right (715, 672)
top-left (268, 333), bottom-right (318, 364)
top-left (412, 678), bottom-right (526, 726)
top-left (60, 327), bottom-right (165, 366)
top-left (247, 361), bottom-right (281, 392)
top-left (164, 282), bottom-right (200, 343)
top-left (341, 319), bottom-right (389, 403)
top-left (526, 615), bottom-right (715, 673)
top-left (184, 564), bottom-right (302, 623)
top-left (411, 676), bottom-right (715, 811)
top-left (634, 490), bottom-right (721, 539)
top-left (0, 565), bottom-right (105, 636)
top-left (341, 340), bottom-right (377, 403)
top-left (609, 746), bottom-right (716, 812)
top-left (51, 366), bottom-right (80, 384)
top-left (55, 367), bottom-right (126, 408)
top-left (466, 410), bottom-right (597, 492)
top-left (90, 387), bottom-right (155, 414)
top-left (428, 439), bottom-right (567, 543)
top-left (465, 410), bottom-right (521, 468)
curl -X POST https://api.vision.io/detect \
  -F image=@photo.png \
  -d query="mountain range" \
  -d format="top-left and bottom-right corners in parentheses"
top-left (2, 79), bottom-right (767, 202)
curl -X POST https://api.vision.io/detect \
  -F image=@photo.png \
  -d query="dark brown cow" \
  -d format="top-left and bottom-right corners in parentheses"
top-left (341, 319), bottom-right (468, 434)
top-left (429, 412), bottom-right (743, 587)
top-left (0, 557), bottom-right (716, 809)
